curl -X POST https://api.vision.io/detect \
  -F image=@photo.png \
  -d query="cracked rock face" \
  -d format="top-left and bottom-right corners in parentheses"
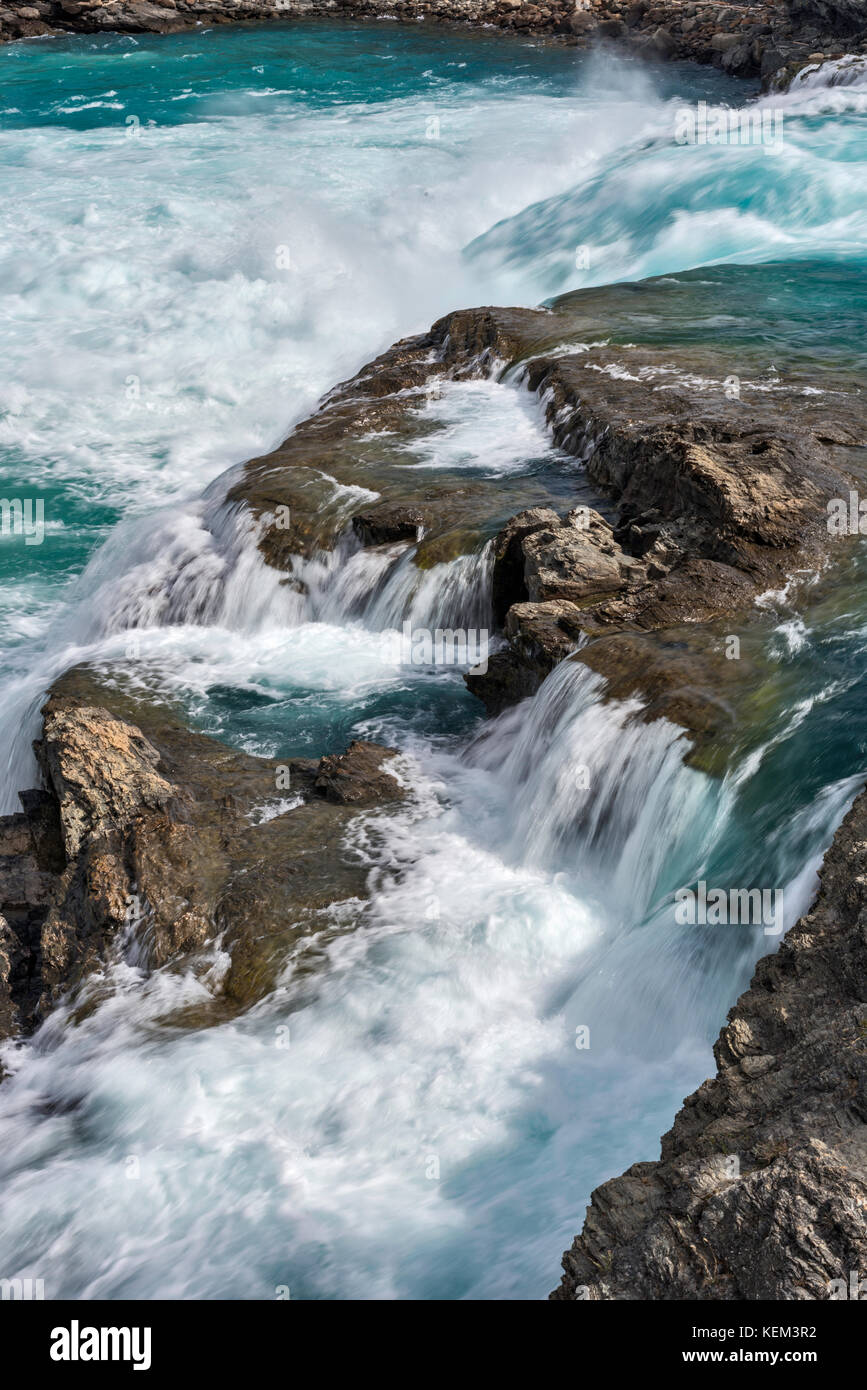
top-left (552, 784), bottom-right (867, 1300)
top-left (522, 508), bottom-right (644, 607)
top-left (38, 702), bottom-right (175, 860)
top-left (489, 505), bottom-right (645, 615)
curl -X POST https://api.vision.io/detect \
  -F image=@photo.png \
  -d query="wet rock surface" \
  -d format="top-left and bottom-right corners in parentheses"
top-left (552, 781), bottom-right (867, 1300)
top-left (228, 321), bottom-right (585, 576)
top-left (0, 666), bottom-right (406, 1044)
top-left (313, 738), bottom-right (407, 804)
top-left (351, 503), bottom-right (426, 548)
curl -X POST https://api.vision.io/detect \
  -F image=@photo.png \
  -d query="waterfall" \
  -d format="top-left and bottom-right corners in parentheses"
top-left (304, 534), bottom-right (494, 632)
top-left (469, 661), bottom-right (703, 907)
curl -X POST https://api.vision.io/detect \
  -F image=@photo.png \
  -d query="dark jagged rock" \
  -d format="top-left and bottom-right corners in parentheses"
top-left (786, 0), bottom-right (867, 38)
top-left (508, 507), bottom-right (643, 610)
top-left (352, 503), bottom-right (426, 547)
top-left (468, 597), bottom-right (587, 714)
top-left (0, 791), bottom-right (64, 1040)
top-left (490, 507), bottom-right (565, 624)
top-left (313, 739), bottom-right (405, 804)
top-left (0, 666), bottom-right (406, 1043)
top-left (552, 782), bottom-right (867, 1300)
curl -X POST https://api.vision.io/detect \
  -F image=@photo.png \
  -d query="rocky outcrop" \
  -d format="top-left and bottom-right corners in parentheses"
top-left (441, 303), bottom-right (861, 729)
top-left (224, 279), bottom-right (865, 746)
top-left (552, 780), bottom-right (867, 1300)
top-left (492, 506), bottom-right (647, 617)
top-left (1, 0), bottom-right (864, 85)
top-left (313, 738), bottom-right (407, 804)
top-left (227, 311), bottom-right (573, 580)
top-left (0, 666), bottom-right (406, 1046)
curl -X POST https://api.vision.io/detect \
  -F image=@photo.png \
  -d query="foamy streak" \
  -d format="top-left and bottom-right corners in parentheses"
top-left (68, 497), bottom-right (301, 641)
top-left (470, 660), bottom-right (702, 901)
top-left (44, 488), bottom-right (493, 642)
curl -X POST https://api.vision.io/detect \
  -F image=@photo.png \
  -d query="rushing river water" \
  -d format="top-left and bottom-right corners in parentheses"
top-left (1, 21), bottom-right (866, 1299)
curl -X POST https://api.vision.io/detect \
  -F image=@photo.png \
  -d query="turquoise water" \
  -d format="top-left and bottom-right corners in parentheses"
top-left (0, 21), bottom-right (747, 126)
top-left (0, 23), bottom-right (866, 1299)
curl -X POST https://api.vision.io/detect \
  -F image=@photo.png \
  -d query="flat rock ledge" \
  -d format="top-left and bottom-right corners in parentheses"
top-left (1, 0), bottom-right (865, 89)
top-left (0, 666), bottom-right (405, 1049)
top-left (552, 782), bottom-right (867, 1300)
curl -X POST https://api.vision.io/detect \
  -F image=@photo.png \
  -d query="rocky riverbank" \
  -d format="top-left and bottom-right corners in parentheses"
top-left (552, 780), bottom-right (867, 1299)
top-left (1, 0), bottom-right (866, 89)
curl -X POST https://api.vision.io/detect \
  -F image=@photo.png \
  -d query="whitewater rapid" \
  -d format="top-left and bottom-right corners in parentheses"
top-left (1, 24), bottom-right (866, 1298)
